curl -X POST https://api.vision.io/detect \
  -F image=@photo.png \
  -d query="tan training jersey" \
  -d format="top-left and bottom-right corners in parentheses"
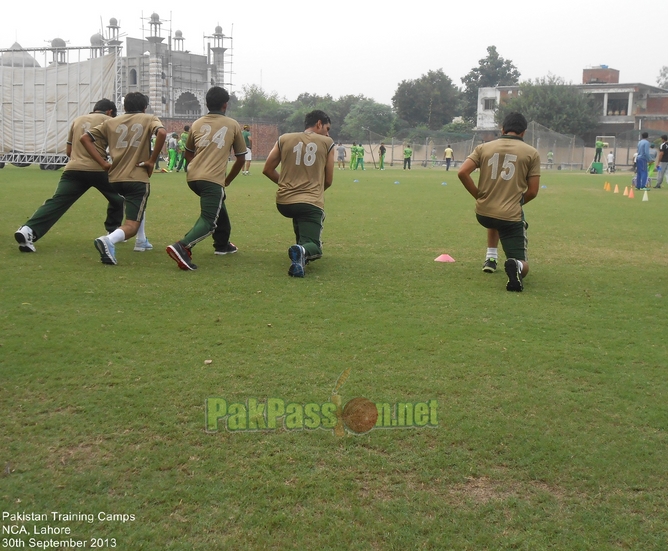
top-left (275, 131), bottom-right (335, 210)
top-left (87, 113), bottom-right (164, 183)
top-left (467, 135), bottom-right (541, 221)
top-left (185, 113), bottom-right (247, 186)
top-left (64, 113), bottom-right (111, 172)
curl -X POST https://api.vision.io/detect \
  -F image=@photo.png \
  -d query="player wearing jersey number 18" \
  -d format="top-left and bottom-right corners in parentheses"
top-left (262, 109), bottom-right (335, 278)
top-left (458, 112), bottom-right (540, 292)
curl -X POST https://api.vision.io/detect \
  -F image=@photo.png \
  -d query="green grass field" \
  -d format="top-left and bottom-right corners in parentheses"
top-left (1, 163), bottom-right (667, 549)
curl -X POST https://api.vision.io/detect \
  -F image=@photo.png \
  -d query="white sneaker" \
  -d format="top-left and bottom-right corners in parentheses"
top-left (15, 225), bottom-right (36, 252)
top-left (134, 239), bottom-right (153, 252)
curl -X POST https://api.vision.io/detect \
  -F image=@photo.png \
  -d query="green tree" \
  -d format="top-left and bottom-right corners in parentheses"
top-left (282, 93), bottom-right (366, 137)
top-left (657, 66), bottom-right (668, 89)
top-left (461, 46), bottom-right (520, 121)
top-left (496, 76), bottom-right (600, 138)
top-left (235, 84), bottom-right (293, 123)
top-left (392, 69), bottom-right (461, 130)
top-left (340, 100), bottom-right (395, 142)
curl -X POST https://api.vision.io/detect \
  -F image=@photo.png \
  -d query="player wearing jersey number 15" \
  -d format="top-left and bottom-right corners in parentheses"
top-left (458, 112), bottom-right (540, 292)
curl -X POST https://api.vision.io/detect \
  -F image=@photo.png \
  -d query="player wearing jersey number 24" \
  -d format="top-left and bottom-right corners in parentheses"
top-left (165, 86), bottom-right (247, 271)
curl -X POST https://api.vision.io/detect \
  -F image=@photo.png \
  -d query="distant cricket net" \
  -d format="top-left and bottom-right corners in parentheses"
top-left (353, 121), bottom-right (586, 170)
top-left (523, 122), bottom-right (586, 170)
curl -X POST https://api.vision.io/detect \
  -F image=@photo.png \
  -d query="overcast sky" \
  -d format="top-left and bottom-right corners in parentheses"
top-left (1, 1), bottom-right (660, 106)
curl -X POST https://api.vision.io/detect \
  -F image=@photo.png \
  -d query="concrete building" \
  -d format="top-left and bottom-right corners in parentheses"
top-left (476, 67), bottom-right (668, 139)
top-left (113, 14), bottom-right (232, 118)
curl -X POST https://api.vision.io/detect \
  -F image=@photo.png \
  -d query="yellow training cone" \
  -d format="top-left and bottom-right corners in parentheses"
top-left (643, 190), bottom-right (649, 202)
top-left (614, 184), bottom-right (619, 193)
top-left (623, 186), bottom-right (629, 196)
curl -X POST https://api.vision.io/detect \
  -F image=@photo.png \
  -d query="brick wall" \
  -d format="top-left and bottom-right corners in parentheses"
top-left (159, 118), bottom-right (279, 159)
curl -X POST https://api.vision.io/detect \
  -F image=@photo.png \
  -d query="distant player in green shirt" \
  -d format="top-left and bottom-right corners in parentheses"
top-left (176, 125), bottom-right (189, 172)
top-left (403, 145), bottom-right (413, 170)
top-left (242, 124), bottom-right (252, 175)
top-left (594, 139), bottom-right (606, 163)
top-left (349, 142), bottom-right (357, 170)
top-left (355, 143), bottom-right (365, 170)
top-left (379, 143), bottom-right (386, 170)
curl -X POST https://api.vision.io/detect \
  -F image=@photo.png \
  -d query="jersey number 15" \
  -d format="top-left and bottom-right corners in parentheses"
top-left (487, 153), bottom-right (517, 180)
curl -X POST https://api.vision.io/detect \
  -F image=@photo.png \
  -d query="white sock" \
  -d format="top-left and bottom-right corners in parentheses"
top-left (517, 260), bottom-right (524, 273)
top-left (136, 216), bottom-right (146, 241)
top-left (486, 248), bottom-right (498, 260)
top-left (108, 228), bottom-right (126, 244)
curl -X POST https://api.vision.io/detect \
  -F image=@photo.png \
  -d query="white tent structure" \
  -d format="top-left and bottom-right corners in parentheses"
top-left (0, 40), bottom-right (121, 168)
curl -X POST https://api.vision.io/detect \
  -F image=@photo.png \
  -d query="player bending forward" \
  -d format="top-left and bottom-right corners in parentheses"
top-left (262, 110), bottom-right (335, 278)
top-left (458, 112), bottom-right (540, 292)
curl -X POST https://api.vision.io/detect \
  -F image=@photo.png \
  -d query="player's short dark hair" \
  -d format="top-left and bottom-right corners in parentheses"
top-left (304, 110), bottom-right (331, 130)
top-left (502, 112), bottom-right (528, 135)
top-left (184, 125), bottom-right (190, 131)
top-left (93, 98), bottom-right (117, 117)
top-left (206, 86), bottom-right (230, 111)
top-left (124, 92), bottom-right (149, 113)
top-left (642, 132), bottom-right (649, 139)
top-left (662, 135), bottom-right (668, 141)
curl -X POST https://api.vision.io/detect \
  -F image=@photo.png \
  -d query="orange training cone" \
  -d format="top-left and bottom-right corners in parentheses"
top-left (623, 186), bottom-right (629, 196)
top-left (629, 188), bottom-right (635, 199)
top-left (614, 184), bottom-right (619, 193)
top-left (604, 182), bottom-right (608, 191)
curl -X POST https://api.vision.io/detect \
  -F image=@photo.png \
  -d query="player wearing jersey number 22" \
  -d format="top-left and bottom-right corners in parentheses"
top-left (82, 92), bottom-right (167, 266)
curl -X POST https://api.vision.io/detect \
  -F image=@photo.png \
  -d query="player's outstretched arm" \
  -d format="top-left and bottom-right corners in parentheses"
top-left (458, 158), bottom-right (479, 199)
top-left (262, 142), bottom-right (281, 184)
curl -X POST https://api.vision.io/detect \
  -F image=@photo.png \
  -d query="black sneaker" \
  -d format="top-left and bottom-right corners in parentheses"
top-left (504, 259), bottom-right (523, 292)
top-left (166, 242), bottom-right (198, 271)
top-left (482, 258), bottom-right (497, 273)
top-left (288, 244), bottom-right (306, 277)
top-left (214, 243), bottom-right (238, 255)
